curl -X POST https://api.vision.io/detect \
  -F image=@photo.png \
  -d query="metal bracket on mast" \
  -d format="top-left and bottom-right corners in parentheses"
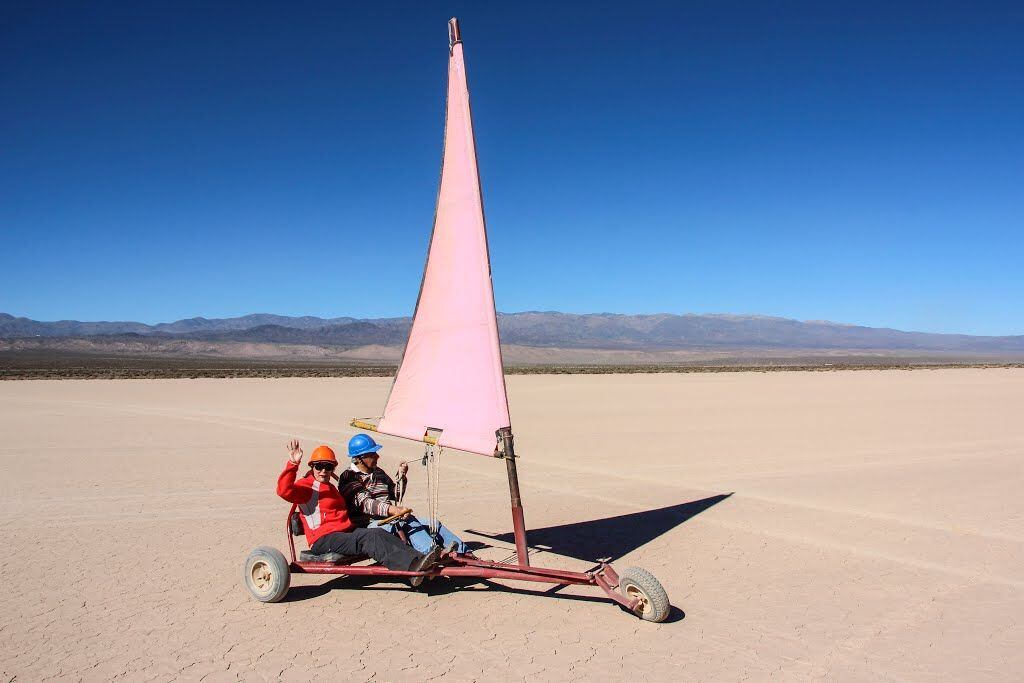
top-left (448, 17), bottom-right (462, 49)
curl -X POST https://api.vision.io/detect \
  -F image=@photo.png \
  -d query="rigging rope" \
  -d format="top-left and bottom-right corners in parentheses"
top-left (422, 442), bottom-right (441, 536)
top-left (394, 463), bottom-right (407, 504)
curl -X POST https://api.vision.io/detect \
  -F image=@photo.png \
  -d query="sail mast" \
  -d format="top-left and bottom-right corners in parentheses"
top-left (369, 18), bottom-right (511, 457)
top-left (351, 18), bottom-right (529, 565)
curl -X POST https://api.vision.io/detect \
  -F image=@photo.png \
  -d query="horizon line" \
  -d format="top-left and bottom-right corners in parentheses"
top-left (2, 310), bottom-right (1022, 339)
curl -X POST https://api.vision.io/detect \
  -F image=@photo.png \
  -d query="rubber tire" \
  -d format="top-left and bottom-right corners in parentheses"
top-left (619, 567), bottom-right (670, 623)
top-left (244, 546), bottom-right (291, 603)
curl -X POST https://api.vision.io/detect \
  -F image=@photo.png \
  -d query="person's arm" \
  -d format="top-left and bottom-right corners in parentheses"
top-left (375, 470), bottom-right (411, 517)
top-left (276, 440), bottom-right (313, 504)
top-left (376, 469), bottom-right (409, 517)
top-left (384, 503), bottom-right (410, 517)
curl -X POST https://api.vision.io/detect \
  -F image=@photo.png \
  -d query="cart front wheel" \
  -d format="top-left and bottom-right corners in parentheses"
top-left (619, 567), bottom-right (670, 623)
top-left (244, 546), bottom-right (291, 603)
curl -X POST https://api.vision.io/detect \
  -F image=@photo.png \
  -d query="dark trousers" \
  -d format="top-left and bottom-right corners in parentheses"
top-left (310, 527), bottom-right (423, 571)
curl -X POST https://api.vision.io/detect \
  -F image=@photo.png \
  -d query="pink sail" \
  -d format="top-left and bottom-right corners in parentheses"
top-left (375, 20), bottom-right (511, 457)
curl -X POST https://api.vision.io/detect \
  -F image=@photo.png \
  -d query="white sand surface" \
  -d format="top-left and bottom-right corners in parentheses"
top-left (1, 369), bottom-right (1022, 681)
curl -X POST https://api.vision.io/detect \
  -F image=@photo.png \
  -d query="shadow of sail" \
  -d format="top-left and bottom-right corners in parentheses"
top-left (468, 494), bottom-right (732, 563)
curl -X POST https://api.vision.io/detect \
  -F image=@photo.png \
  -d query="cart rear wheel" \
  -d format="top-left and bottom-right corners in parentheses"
top-left (244, 546), bottom-right (290, 603)
top-left (619, 567), bottom-right (670, 623)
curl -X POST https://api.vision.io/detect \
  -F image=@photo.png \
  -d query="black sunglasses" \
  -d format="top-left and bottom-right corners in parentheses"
top-left (311, 462), bottom-right (336, 471)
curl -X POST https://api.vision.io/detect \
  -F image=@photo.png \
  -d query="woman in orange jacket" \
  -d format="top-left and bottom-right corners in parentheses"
top-left (277, 439), bottom-right (441, 572)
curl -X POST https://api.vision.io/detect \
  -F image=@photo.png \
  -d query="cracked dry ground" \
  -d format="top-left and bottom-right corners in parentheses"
top-left (1, 370), bottom-right (1022, 681)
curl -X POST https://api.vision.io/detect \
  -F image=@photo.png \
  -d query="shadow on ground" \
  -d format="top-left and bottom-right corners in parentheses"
top-left (467, 493), bottom-right (732, 563)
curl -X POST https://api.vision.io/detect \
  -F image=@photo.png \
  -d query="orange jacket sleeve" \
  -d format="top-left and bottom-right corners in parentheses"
top-left (276, 461), bottom-right (313, 504)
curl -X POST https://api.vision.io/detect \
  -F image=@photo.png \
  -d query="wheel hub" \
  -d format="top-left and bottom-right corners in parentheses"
top-left (624, 584), bottom-right (650, 615)
top-left (251, 561), bottom-right (272, 592)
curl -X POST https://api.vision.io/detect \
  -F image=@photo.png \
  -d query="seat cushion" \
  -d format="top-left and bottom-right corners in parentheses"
top-left (298, 550), bottom-right (358, 564)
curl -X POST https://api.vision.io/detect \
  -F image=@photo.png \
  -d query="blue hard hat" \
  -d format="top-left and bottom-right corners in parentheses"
top-left (348, 433), bottom-right (383, 458)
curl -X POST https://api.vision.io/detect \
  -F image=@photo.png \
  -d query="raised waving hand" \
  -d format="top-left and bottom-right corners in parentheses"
top-left (287, 439), bottom-right (303, 464)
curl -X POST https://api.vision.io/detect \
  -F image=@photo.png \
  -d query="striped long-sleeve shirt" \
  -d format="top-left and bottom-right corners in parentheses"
top-left (337, 463), bottom-right (405, 525)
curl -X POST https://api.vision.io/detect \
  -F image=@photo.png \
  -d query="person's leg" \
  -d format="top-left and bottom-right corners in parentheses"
top-left (349, 527), bottom-right (425, 571)
top-left (367, 519), bottom-right (396, 534)
top-left (432, 521), bottom-right (467, 554)
top-left (309, 531), bottom-right (361, 557)
top-left (399, 516), bottom-right (466, 554)
top-left (393, 516), bottom-right (437, 554)
top-left (367, 519), bottom-right (410, 547)
top-left (311, 529), bottom-right (422, 570)
top-left (311, 528), bottom-right (445, 571)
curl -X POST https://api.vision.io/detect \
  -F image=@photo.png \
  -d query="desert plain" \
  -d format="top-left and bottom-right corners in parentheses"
top-left (1, 368), bottom-right (1022, 681)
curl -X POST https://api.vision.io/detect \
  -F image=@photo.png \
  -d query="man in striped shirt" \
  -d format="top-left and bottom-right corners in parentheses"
top-left (338, 433), bottom-right (467, 555)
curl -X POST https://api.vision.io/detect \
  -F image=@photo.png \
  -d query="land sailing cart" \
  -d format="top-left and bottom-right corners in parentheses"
top-left (244, 18), bottom-right (671, 622)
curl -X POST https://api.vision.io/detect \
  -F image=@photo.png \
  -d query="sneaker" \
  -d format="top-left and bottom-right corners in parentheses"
top-left (442, 540), bottom-right (459, 558)
top-left (410, 544), bottom-right (443, 574)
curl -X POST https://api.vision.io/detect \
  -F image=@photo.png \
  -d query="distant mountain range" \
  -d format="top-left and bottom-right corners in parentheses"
top-left (2, 311), bottom-right (1023, 353)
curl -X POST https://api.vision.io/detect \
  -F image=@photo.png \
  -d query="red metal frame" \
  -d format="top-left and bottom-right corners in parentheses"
top-left (283, 504), bottom-right (640, 612)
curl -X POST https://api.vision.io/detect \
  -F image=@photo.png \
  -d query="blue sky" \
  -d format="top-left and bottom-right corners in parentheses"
top-left (2, 2), bottom-right (1021, 335)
